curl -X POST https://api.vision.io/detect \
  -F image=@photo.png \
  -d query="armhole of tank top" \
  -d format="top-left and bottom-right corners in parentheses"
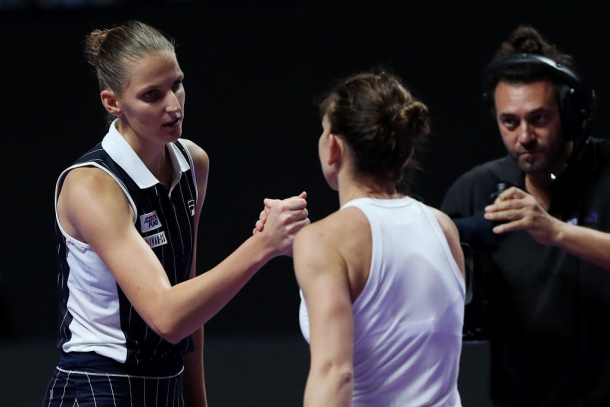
top-left (342, 202), bottom-right (379, 310)
top-left (176, 139), bottom-right (198, 203)
top-left (55, 162), bottom-right (139, 245)
top-left (418, 203), bottom-right (466, 293)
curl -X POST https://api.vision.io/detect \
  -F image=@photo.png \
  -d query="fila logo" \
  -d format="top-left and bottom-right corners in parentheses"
top-left (188, 200), bottom-right (195, 216)
top-left (140, 211), bottom-right (162, 233)
top-left (144, 231), bottom-right (167, 249)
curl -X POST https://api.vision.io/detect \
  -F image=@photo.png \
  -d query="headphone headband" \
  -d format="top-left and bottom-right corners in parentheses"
top-left (484, 54), bottom-right (581, 88)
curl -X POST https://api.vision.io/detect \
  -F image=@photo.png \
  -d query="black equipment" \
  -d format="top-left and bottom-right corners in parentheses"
top-left (488, 182), bottom-right (514, 204)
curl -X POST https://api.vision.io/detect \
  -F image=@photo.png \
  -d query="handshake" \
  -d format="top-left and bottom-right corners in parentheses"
top-left (251, 191), bottom-right (310, 257)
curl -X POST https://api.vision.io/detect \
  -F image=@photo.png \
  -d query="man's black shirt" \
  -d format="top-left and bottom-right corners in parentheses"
top-left (441, 137), bottom-right (610, 407)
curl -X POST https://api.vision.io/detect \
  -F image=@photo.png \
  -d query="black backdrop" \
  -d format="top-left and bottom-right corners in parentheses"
top-left (0, 0), bottom-right (608, 340)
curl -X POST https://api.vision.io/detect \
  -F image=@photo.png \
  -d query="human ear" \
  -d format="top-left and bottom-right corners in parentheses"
top-left (101, 90), bottom-right (122, 117)
top-left (328, 133), bottom-right (344, 166)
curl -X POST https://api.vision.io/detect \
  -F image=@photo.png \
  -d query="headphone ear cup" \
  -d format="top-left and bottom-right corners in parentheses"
top-left (559, 85), bottom-right (580, 141)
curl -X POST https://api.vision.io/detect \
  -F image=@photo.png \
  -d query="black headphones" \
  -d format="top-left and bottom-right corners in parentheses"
top-left (482, 53), bottom-right (596, 141)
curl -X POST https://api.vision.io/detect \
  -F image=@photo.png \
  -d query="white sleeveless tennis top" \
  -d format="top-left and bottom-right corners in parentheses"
top-left (299, 196), bottom-right (464, 407)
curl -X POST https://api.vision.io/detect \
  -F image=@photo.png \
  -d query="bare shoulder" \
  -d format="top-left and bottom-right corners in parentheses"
top-left (293, 218), bottom-right (333, 256)
top-left (293, 207), bottom-right (368, 274)
top-left (426, 205), bottom-right (465, 277)
top-left (59, 166), bottom-right (133, 241)
top-left (427, 206), bottom-right (458, 239)
top-left (295, 207), bottom-right (368, 250)
top-left (179, 138), bottom-right (209, 176)
top-left (62, 166), bottom-right (129, 206)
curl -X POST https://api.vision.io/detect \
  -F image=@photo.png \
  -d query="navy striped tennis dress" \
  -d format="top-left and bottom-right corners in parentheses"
top-left (43, 121), bottom-right (198, 407)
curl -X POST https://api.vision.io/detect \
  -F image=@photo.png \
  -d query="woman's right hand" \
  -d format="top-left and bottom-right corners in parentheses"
top-left (254, 192), bottom-right (309, 257)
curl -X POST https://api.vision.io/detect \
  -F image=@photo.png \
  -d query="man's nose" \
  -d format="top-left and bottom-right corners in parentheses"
top-left (518, 121), bottom-right (536, 146)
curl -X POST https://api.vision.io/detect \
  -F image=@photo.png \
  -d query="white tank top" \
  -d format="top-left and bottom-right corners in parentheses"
top-left (299, 197), bottom-right (464, 407)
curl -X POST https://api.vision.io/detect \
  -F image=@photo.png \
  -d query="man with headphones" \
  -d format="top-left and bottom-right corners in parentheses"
top-left (442, 26), bottom-right (610, 406)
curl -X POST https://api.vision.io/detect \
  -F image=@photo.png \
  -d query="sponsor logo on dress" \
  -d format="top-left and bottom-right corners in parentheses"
top-left (144, 231), bottom-right (167, 249)
top-left (140, 211), bottom-right (162, 233)
top-left (188, 200), bottom-right (195, 216)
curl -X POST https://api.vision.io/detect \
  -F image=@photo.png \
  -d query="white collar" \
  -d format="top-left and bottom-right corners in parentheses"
top-left (101, 119), bottom-right (190, 189)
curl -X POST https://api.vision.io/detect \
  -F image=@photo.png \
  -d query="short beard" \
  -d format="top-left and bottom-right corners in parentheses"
top-left (511, 140), bottom-right (565, 174)
top-left (515, 153), bottom-right (551, 173)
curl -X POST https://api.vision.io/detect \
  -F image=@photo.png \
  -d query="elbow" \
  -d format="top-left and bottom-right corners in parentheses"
top-left (158, 330), bottom-right (183, 345)
top-left (334, 370), bottom-right (354, 393)
top-left (336, 369), bottom-right (354, 388)
top-left (144, 291), bottom-right (193, 344)
top-left (305, 362), bottom-right (354, 406)
top-left (315, 362), bottom-right (354, 388)
top-left (150, 314), bottom-right (187, 345)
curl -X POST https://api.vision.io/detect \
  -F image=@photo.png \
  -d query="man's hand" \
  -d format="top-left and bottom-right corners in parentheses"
top-left (484, 186), bottom-right (563, 246)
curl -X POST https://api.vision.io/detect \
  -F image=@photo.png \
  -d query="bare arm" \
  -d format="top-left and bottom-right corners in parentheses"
top-left (294, 223), bottom-right (354, 407)
top-left (485, 187), bottom-right (610, 270)
top-left (181, 140), bottom-right (208, 407)
top-left (428, 206), bottom-right (466, 279)
top-left (184, 326), bottom-right (206, 407)
top-left (553, 224), bottom-right (610, 270)
top-left (58, 142), bottom-right (309, 345)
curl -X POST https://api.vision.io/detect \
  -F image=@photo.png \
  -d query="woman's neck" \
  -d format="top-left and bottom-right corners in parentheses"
top-left (338, 174), bottom-right (402, 207)
top-left (117, 119), bottom-right (173, 185)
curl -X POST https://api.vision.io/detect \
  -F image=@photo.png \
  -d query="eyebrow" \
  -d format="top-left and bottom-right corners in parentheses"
top-left (136, 74), bottom-right (184, 94)
top-left (525, 107), bottom-right (550, 116)
top-left (499, 107), bottom-right (550, 118)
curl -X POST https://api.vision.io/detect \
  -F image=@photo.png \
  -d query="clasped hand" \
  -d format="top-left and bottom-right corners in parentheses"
top-left (252, 191), bottom-right (310, 256)
top-left (484, 186), bottom-right (562, 246)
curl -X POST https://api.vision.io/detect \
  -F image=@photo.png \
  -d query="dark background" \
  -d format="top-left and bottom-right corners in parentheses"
top-left (0, 1), bottom-right (607, 406)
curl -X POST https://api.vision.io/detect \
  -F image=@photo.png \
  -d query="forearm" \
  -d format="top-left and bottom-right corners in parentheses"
top-left (155, 235), bottom-right (273, 342)
top-left (554, 222), bottom-right (610, 270)
top-left (184, 326), bottom-right (206, 407)
top-left (304, 367), bottom-right (353, 407)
